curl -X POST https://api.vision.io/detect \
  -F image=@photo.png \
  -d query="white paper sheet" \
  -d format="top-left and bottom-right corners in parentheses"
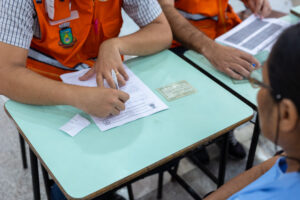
top-left (216, 15), bottom-right (290, 55)
top-left (60, 114), bottom-right (91, 137)
top-left (60, 65), bottom-right (168, 131)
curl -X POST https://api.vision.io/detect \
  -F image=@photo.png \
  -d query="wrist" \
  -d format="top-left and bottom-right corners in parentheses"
top-left (100, 38), bottom-right (121, 53)
top-left (196, 38), bottom-right (217, 60)
top-left (61, 84), bottom-right (84, 108)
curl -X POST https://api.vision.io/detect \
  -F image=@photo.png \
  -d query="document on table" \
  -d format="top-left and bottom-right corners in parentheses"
top-left (60, 65), bottom-right (168, 131)
top-left (216, 15), bottom-right (290, 55)
top-left (60, 114), bottom-right (91, 137)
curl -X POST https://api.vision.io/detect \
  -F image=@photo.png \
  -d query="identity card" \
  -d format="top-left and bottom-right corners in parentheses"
top-left (157, 80), bottom-right (197, 101)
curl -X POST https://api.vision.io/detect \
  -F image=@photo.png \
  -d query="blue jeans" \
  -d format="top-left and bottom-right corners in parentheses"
top-left (51, 183), bottom-right (67, 200)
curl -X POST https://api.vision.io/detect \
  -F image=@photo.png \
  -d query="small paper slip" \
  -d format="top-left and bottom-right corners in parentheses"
top-left (60, 65), bottom-right (168, 131)
top-left (157, 80), bottom-right (197, 101)
top-left (60, 114), bottom-right (91, 137)
top-left (216, 15), bottom-right (290, 55)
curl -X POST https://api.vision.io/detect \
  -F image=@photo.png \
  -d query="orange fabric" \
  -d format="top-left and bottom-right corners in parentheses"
top-left (51, 0), bottom-right (71, 21)
top-left (27, 58), bottom-right (67, 81)
top-left (29, 0), bottom-right (123, 80)
top-left (173, 0), bottom-right (242, 47)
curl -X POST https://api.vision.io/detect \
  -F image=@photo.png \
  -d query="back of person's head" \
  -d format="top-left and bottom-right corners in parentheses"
top-left (268, 24), bottom-right (300, 114)
top-left (261, 24), bottom-right (300, 167)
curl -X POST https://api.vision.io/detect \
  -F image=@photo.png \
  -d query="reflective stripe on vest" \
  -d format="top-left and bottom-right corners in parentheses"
top-left (28, 48), bottom-right (91, 71)
top-left (31, 0), bottom-right (123, 69)
top-left (178, 9), bottom-right (218, 21)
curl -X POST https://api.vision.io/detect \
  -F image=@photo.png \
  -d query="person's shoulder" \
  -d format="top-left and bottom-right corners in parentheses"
top-left (123, 0), bottom-right (160, 5)
top-left (276, 178), bottom-right (300, 200)
top-left (1, 0), bottom-right (34, 10)
top-left (2, 0), bottom-right (33, 5)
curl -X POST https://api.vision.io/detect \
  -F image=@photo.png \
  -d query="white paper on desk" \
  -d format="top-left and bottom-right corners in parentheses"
top-left (60, 114), bottom-right (91, 137)
top-left (60, 65), bottom-right (168, 131)
top-left (216, 15), bottom-right (291, 55)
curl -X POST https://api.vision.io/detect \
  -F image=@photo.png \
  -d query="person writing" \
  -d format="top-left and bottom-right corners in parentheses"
top-left (0, 0), bottom-right (172, 118)
top-left (0, 1), bottom-right (172, 199)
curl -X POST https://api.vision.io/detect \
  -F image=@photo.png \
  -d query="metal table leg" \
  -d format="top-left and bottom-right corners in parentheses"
top-left (246, 116), bottom-right (260, 170)
top-left (19, 133), bottom-right (27, 169)
top-left (168, 169), bottom-right (202, 200)
top-left (41, 164), bottom-right (52, 200)
top-left (30, 149), bottom-right (41, 200)
top-left (217, 132), bottom-right (229, 187)
top-left (171, 162), bottom-right (179, 182)
top-left (157, 171), bottom-right (164, 199)
top-left (127, 184), bottom-right (134, 200)
top-left (157, 160), bottom-right (180, 199)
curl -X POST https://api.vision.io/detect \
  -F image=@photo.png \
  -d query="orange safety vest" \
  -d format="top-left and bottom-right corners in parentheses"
top-left (28, 0), bottom-right (123, 80)
top-left (173, 0), bottom-right (241, 47)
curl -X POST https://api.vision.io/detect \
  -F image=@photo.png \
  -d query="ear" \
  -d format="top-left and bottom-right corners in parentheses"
top-left (279, 99), bottom-right (299, 133)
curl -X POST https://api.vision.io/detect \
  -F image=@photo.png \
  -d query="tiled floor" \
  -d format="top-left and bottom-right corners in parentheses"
top-left (1, 0), bottom-right (299, 200)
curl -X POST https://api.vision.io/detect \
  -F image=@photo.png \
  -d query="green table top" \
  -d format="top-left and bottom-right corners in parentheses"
top-left (184, 13), bottom-right (300, 108)
top-left (286, 5), bottom-right (300, 23)
top-left (5, 50), bottom-right (253, 199)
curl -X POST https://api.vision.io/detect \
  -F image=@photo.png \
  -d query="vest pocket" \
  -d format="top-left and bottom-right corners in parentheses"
top-left (101, 19), bottom-right (123, 39)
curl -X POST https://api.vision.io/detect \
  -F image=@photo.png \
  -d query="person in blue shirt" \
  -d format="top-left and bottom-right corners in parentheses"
top-left (205, 23), bottom-right (300, 200)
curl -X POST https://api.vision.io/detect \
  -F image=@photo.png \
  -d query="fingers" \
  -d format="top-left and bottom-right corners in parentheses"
top-left (116, 72), bottom-right (126, 87)
top-left (227, 54), bottom-right (260, 79)
top-left (104, 71), bottom-right (116, 89)
top-left (118, 91), bottom-right (130, 103)
top-left (214, 46), bottom-right (260, 80)
top-left (232, 64), bottom-right (251, 78)
top-left (225, 58), bottom-right (257, 80)
top-left (118, 66), bottom-right (129, 81)
top-left (78, 66), bottom-right (129, 89)
top-left (247, 0), bottom-right (256, 13)
top-left (251, 0), bottom-right (271, 18)
top-left (110, 108), bottom-right (120, 116)
top-left (95, 63), bottom-right (128, 88)
top-left (110, 92), bottom-right (129, 116)
top-left (240, 52), bottom-right (260, 69)
top-left (79, 68), bottom-right (95, 81)
top-left (114, 99), bottom-right (126, 111)
top-left (224, 48), bottom-right (259, 79)
top-left (261, 0), bottom-right (271, 18)
top-left (236, 57), bottom-right (254, 72)
top-left (96, 73), bottom-right (104, 88)
top-left (114, 65), bottom-right (128, 87)
top-left (254, 0), bottom-right (264, 16)
top-left (224, 67), bottom-right (244, 80)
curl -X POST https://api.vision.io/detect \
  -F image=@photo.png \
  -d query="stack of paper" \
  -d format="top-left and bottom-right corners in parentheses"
top-left (216, 15), bottom-right (291, 55)
top-left (61, 65), bottom-right (168, 131)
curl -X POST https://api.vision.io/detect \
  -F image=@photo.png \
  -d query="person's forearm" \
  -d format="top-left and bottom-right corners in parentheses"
top-left (205, 156), bottom-right (279, 200)
top-left (115, 13), bottom-right (172, 56)
top-left (159, 1), bottom-right (215, 55)
top-left (0, 62), bottom-right (81, 107)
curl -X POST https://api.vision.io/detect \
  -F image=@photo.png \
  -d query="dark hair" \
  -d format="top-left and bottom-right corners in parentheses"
top-left (268, 23), bottom-right (300, 114)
